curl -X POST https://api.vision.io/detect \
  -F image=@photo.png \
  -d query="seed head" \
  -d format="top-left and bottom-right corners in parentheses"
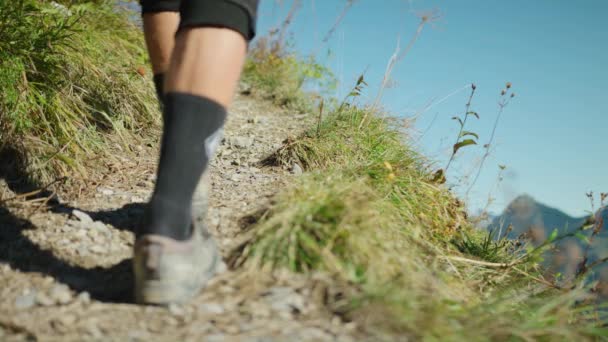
top-left (471, 83), bottom-right (476, 90)
top-left (510, 93), bottom-right (515, 98)
top-left (506, 82), bottom-right (512, 89)
top-left (501, 89), bottom-right (506, 96)
top-left (383, 161), bottom-right (393, 171)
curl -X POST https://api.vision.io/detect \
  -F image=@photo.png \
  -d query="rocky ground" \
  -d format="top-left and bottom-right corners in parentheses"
top-left (0, 95), bottom-right (361, 341)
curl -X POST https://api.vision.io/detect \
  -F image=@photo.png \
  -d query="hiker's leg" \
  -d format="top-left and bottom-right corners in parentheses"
top-left (165, 0), bottom-right (257, 106)
top-left (140, 0), bottom-right (258, 240)
top-left (140, 0), bottom-right (180, 103)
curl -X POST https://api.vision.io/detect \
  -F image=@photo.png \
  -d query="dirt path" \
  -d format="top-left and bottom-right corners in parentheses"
top-left (0, 95), bottom-right (358, 341)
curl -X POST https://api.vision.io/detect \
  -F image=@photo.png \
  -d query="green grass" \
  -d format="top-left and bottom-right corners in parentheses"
top-left (0, 0), bottom-right (158, 183)
top-left (237, 104), bottom-right (608, 340)
top-left (242, 35), bottom-right (336, 112)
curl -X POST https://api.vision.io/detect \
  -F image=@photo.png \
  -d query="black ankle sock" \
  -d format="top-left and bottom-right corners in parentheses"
top-left (153, 73), bottom-right (165, 105)
top-left (141, 92), bottom-right (226, 240)
top-left (153, 73), bottom-right (169, 124)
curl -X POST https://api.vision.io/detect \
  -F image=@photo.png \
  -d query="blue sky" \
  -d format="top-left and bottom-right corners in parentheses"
top-left (255, 0), bottom-right (608, 217)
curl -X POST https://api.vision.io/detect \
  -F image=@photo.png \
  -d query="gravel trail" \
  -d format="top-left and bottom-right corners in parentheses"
top-left (0, 95), bottom-right (358, 341)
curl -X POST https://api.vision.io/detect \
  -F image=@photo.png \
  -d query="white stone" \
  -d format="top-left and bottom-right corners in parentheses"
top-left (291, 163), bottom-right (303, 175)
top-left (15, 292), bottom-right (36, 309)
top-left (72, 210), bottom-right (93, 224)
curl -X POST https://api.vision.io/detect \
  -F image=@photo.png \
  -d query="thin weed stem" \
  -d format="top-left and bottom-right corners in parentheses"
top-left (359, 9), bottom-right (440, 129)
top-left (466, 87), bottom-right (514, 195)
top-left (445, 85), bottom-right (476, 173)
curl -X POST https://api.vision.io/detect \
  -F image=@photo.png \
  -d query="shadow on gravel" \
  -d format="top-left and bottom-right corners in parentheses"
top-left (0, 145), bottom-right (145, 233)
top-left (85, 203), bottom-right (146, 233)
top-left (0, 146), bottom-right (60, 203)
top-left (0, 206), bottom-right (134, 303)
top-left (0, 146), bottom-right (142, 303)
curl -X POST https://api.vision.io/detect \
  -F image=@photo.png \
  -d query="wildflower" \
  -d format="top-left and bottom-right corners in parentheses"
top-left (471, 83), bottom-right (476, 90)
top-left (506, 82), bottom-right (512, 89)
top-left (510, 93), bottom-right (515, 98)
top-left (501, 89), bottom-right (506, 96)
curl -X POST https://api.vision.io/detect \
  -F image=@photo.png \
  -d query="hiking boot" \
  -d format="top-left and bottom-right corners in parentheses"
top-left (134, 173), bottom-right (220, 305)
top-left (134, 129), bottom-right (224, 305)
top-left (133, 222), bottom-right (220, 305)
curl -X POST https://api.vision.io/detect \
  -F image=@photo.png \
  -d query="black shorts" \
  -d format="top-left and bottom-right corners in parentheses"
top-left (140, 0), bottom-right (259, 41)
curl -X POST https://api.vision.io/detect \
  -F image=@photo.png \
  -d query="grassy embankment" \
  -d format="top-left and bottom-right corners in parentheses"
top-left (236, 37), bottom-right (608, 341)
top-left (0, 0), bottom-right (158, 185)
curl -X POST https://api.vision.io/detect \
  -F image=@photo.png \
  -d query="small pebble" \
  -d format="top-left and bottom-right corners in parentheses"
top-left (50, 284), bottom-right (72, 305)
top-left (72, 210), bottom-right (93, 224)
top-left (232, 136), bottom-right (254, 149)
top-left (56, 314), bottom-right (77, 326)
top-left (89, 245), bottom-right (106, 254)
top-left (77, 291), bottom-right (91, 304)
top-left (86, 323), bottom-right (103, 339)
top-left (36, 292), bottom-right (55, 306)
top-left (206, 334), bottom-right (227, 342)
top-left (199, 302), bottom-right (225, 315)
top-left (97, 187), bottom-right (114, 196)
top-left (291, 163), bottom-right (303, 175)
top-left (87, 229), bottom-right (100, 239)
top-left (76, 246), bottom-right (89, 256)
top-left (225, 325), bottom-right (240, 335)
top-left (344, 322), bottom-right (357, 331)
top-left (168, 304), bottom-right (185, 317)
top-left (56, 238), bottom-right (70, 246)
top-left (15, 292), bottom-right (36, 309)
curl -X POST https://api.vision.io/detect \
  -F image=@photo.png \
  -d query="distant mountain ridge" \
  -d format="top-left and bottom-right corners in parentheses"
top-left (488, 195), bottom-right (608, 296)
top-left (488, 194), bottom-right (587, 241)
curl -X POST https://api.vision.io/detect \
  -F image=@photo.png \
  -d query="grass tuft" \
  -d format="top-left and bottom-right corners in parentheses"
top-left (238, 102), bottom-right (608, 339)
top-left (242, 35), bottom-right (335, 112)
top-left (0, 0), bottom-right (158, 183)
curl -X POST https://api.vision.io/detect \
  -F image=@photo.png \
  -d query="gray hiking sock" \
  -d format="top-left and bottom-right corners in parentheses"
top-left (140, 92), bottom-right (226, 241)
